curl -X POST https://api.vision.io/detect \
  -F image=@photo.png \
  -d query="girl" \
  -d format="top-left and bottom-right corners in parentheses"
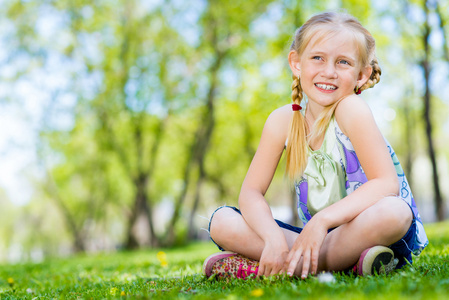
top-left (203, 12), bottom-right (428, 279)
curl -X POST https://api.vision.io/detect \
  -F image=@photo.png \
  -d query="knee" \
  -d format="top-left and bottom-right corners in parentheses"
top-left (378, 197), bottom-right (412, 226)
top-left (209, 207), bottom-right (238, 241)
top-left (370, 197), bottom-right (413, 239)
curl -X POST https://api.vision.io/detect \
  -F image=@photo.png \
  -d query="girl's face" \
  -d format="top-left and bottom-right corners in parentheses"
top-left (292, 30), bottom-right (371, 111)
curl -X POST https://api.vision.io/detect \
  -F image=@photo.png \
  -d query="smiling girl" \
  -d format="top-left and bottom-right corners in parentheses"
top-left (202, 11), bottom-right (428, 279)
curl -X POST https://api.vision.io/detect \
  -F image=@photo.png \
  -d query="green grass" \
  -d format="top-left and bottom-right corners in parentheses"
top-left (1, 222), bottom-right (449, 299)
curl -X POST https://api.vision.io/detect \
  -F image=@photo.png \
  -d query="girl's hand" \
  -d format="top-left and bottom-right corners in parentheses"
top-left (258, 241), bottom-right (289, 277)
top-left (284, 217), bottom-right (328, 279)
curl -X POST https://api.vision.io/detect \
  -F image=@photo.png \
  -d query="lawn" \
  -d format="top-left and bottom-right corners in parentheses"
top-left (1, 222), bottom-right (448, 299)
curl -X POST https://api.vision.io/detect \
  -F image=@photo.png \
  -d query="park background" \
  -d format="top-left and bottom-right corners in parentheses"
top-left (0, 0), bottom-right (449, 264)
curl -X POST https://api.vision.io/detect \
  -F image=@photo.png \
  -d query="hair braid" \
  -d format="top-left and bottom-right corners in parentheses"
top-left (360, 58), bottom-right (382, 91)
top-left (291, 74), bottom-right (303, 104)
top-left (286, 75), bottom-right (308, 179)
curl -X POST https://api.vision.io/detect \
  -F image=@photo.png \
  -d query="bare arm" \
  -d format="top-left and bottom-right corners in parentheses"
top-left (239, 104), bottom-right (292, 276)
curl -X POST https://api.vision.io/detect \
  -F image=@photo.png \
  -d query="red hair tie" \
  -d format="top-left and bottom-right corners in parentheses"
top-left (292, 104), bottom-right (302, 111)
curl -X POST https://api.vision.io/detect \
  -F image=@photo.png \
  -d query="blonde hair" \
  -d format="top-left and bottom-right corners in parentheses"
top-left (285, 12), bottom-right (382, 180)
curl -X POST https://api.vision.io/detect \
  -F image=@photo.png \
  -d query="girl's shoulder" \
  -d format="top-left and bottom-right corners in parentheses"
top-left (264, 104), bottom-right (293, 132)
top-left (258, 104), bottom-right (293, 146)
top-left (270, 103), bottom-right (294, 117)
top-left (334, 95), bottom-right (376, 136)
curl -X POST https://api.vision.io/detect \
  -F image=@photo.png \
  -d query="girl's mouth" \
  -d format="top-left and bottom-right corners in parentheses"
top-left (315, 83), bottom-right (337, 91)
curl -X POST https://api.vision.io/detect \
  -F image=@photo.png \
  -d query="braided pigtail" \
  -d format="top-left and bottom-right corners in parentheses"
top-left (285, 74), bottom-right (308, 180)
top-left (359, 58), bottom-right (382, 92)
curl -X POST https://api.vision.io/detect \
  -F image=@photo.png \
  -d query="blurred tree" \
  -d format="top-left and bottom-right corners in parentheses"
top-left (421, 0), bottom-right (444, 221)
top-left (1, 0), bottom-right (448, 258)
top-left (3, 0), bottom-right (187, 249)
top-left (434, 0), bottom-right (449, 219)
top-left (165, 0), bottom-right (279, 243)
top-left (386, 0), bottom-right (447, 221)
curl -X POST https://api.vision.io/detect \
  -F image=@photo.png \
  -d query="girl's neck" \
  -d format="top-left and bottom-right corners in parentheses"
top-left (304, 102), bottom-right (324, 125)
top-left (304, 102), bottom-right (332, 151)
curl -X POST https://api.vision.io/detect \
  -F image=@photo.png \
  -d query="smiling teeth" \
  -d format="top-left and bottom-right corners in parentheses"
top-left (316, 84), bottom-right (336, 90)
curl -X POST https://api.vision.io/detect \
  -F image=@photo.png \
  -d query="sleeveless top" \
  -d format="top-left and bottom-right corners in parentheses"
top-left (294, 118), bottom-right (429, 255)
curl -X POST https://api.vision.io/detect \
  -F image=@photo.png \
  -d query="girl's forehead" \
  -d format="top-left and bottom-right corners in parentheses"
top-left (304, 30), bottom-right (360, 57)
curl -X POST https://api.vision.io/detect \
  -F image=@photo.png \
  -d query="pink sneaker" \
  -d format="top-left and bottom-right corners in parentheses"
top-left (353, 246), bottom-right (397, 276)
top-left (202, 251), bottom-right (259, 279)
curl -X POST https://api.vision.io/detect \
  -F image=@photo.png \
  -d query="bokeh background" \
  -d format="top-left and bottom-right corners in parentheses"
top-left (0, 0), bottom-right (448, 263)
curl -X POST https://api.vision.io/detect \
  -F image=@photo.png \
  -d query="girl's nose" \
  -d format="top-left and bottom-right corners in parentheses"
top-left (321, 63), bottom-right (337, 78)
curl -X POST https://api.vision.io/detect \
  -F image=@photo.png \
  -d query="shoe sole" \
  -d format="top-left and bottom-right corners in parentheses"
top-left (202, 251), bottom-right (237, 277)
top-left (360, 246), bottom-right (394, 276)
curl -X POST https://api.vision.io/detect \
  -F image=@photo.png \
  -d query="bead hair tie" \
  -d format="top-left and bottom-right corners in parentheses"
top-left (292, 104), bottom-right (302, 111)
top-left (355, 86), bottom-right (362, 95)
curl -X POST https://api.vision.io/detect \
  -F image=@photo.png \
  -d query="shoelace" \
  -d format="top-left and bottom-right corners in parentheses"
top-left (236, 264), bottom-right (258, 279)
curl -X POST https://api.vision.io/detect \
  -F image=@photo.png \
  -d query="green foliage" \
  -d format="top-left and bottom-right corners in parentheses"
top-left (0, 222), bottom-right (448, 299)
top-left (1, 0), bottom-right (449, 258)
top-left (341, 0), bottom-right (372, 21)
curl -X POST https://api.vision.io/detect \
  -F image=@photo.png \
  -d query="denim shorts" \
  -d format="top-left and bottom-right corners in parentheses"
top-left (208, 205), bottom-right (417, 269)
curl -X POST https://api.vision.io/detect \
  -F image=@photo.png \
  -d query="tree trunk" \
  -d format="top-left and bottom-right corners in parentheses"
top-left (186, 57), bottom-right (220, 239)
top-left (45, 179), bottom-right (86, 252)
top-left (403, 91), bottom-right (414, 188)
top-left (188, 176), bottom-right (204, 240)
top-left (125, 173), bottom-right (155, 248)
top-left (422, 1), bottom-right (444, 221)
top-left (165, 23), bottom-right (225, 244)
top-left (165, 148), bottom-right (194, 244)
top-left (124, 112), bottom-right (169, 248)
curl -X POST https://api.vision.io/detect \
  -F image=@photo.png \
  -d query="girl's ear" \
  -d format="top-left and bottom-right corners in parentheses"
top-left (288, 50), bottom-right (301, 77)
top-left (356, 65), bottom-right (373, 88)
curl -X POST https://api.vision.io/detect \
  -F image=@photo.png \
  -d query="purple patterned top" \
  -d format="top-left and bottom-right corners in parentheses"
top-left (294, 118), bottom-right (428, 255)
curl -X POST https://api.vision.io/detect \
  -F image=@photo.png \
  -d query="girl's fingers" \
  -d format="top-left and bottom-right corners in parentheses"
top-left (311, 248), bottom-right (319, 275)
top-left (257, 264), bottom-right (265, 277)
top-left (269, 262), bottom-right (279, 276)
top-left (270, 266), bottom-right (280, 276)
top-left (281, 260), bottom-right (289, 274)
top-left (283, 253), bottom-right (292, 274)
top-left (264, 266), bottom-right (272, 277)
top-left (301, 250), bottom-right (311, 279)
top-left (287, 250), bottom-right (302, 276)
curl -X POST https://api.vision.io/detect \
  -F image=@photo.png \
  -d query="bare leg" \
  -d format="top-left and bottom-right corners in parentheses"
top-left (209, 206), bottom-right (299, 260)
top-left (209, 197), bottom-right (413, 276)
top-left (318, 196), bottom-right (413, 271)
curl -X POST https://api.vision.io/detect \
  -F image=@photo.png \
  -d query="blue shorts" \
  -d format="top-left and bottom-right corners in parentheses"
top-left (208, 205), bottom-right (416, 269)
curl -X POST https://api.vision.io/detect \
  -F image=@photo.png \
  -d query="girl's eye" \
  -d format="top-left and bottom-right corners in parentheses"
top-left (312, 56), bottom-right (322, 61)
top-left (339, 60), bottom-right (350, 65)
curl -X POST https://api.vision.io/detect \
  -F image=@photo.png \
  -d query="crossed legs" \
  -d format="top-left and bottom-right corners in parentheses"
top-left (209, 196), bottom-right (413, 276)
